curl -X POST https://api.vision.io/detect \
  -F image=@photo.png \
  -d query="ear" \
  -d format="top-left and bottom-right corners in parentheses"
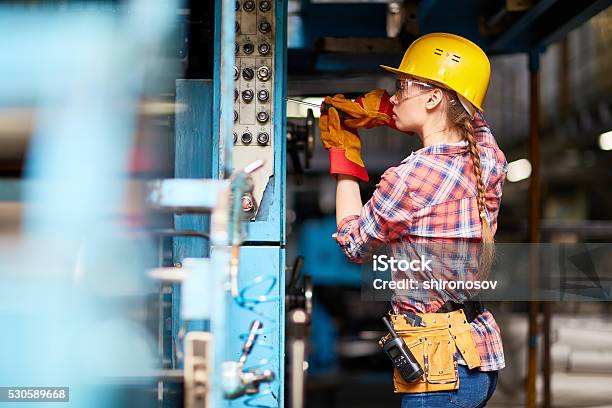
top-left (424, 88), bottom-right (444, 110)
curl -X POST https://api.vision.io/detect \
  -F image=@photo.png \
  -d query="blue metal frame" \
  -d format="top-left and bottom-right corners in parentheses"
top-left (213, 0), bottom-right (236, 179)
top-left (172, 80), bottom-right (215, 370)
top-left (210, 0), bottom-right (288, 406)
top-left (228, 246), bottom-right (285, 407)
top-left (536, 0), bottom-right (612, 47)
top-left (489, 0), bottom-right (559, 52)
top-left (213, 0), bottom-right (287, 244)
top-left (174, 79), bottom-right (213, 260)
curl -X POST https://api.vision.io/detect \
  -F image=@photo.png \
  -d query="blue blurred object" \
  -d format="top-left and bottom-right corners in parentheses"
top-left (299, 217), bottom-right (361, 286)
top-left (308, 299), bottom-right (339, 376)
top-left (0, 2), bottom-right (179, 407)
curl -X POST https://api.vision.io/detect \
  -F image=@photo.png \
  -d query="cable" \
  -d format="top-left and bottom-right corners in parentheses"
top-left (233, 273), bottom-right (281, 407)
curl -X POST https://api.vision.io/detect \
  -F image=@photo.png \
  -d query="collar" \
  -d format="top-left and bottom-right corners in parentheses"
top-left (401, 140), bottom-right (468, 163)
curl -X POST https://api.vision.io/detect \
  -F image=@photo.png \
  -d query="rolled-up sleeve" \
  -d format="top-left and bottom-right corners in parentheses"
top-left (333, 168), bottom-right (413, 263)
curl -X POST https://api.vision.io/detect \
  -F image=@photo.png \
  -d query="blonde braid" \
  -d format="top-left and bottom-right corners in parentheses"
top-left (462, 119), bottom-right (487, 220)
top-left (459, 116), bottom-right (495, 279)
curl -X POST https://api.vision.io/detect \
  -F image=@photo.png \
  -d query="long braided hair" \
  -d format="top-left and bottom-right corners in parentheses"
top-left (443, 90), bottom-right (495, 279)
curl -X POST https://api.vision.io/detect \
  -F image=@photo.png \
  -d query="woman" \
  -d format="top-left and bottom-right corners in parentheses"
top-left (320, 33), bottom-right (507, 407)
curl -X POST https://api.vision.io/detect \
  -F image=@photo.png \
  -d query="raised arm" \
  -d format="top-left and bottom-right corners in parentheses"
top-left (334, 168), bottom-right (413, 263)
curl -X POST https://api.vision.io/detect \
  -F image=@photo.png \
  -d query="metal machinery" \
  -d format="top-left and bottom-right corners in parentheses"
top-left (148, 1), bottom-right (311, 407)
top-left (0, 1), bottom-right (308, 407)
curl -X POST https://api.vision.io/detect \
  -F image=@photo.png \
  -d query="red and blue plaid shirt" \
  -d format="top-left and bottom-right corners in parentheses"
top-left (334, 114), bottom-right (508, 371)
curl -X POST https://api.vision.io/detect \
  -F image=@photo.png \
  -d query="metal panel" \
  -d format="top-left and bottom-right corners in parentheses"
top-left (214, 0), bottom-right (287, 243)
top-left (209, 2), bottom-right (286, 407)
top-left (227, 246), bottom-right (285, 407)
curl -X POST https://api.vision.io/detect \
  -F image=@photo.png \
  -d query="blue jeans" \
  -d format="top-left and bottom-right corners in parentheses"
top-left (400, 365), bottom-right (498, 408)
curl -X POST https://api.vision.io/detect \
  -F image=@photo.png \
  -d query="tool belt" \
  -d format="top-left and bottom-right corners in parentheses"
top-left (382, 302), bottom-right (483, 394)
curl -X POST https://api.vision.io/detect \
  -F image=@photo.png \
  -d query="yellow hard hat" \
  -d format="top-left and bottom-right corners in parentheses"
top-left (380, 32), bottom-right (490, 112)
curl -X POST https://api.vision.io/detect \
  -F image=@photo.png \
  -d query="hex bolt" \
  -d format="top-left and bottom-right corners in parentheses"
top-left (233, 132), bottom-right (238, 144)
top-left (243, 0), bottom-right (255, 12)
top-left (259, 0), bottom-right (271, 12)
top-left (258, 21), bottom-right (271, 34)
top-left (257, 89), bottom-right (269, 102)
top-left (242, 67), bottom-right (254, 81)
top-left (234, 42), bottom-right (239, 55)
top-left (234, 88), bottom-right (239, 101)
top-left (234, 110), bottom-right (238, 122)
top-left (257, 66), bottom-right (271, 81)
top-left (256, 110), bottom-right (269, 123)
top-left (258, 42), bottom-right (271, 55)
top-left (242, 89), bottom-right (254, 102)
top-left (243, 42), bottom-right (254, 55)
top-left (241, 132), bottom-right (252, 144)
top-left (235, 21), bottom-right (240, 33)
top-left (235, 0), bottom-right (240, 11)
top-left (257, 132), bottom-right (270, 145)
top-left (233, 66), bottom-right (239, 80)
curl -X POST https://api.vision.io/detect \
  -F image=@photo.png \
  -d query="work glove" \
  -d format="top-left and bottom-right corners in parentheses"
top-left (318, 89), bottom-right (396, 182)
top-left (319, 104), bottom-right (369, 182)
top-left (324, 89), bottom-right (397, 130)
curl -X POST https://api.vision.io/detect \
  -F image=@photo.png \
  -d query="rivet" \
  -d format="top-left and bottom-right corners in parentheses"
top-left (428, 342), bottom-right (432, 346)
top-left (447, 313), bottom-right (450, 318)
top-left (432, 319), bottom-right (437, 323)
top-left (464, 320), bottom-right (467, 324)
top-left (449, 324), bottom-right (452, 328)
top-left (439, 370), bottom-right (443, 374)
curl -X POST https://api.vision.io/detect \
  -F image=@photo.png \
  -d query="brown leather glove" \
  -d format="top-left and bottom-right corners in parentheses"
top-left (323, 89), bottom-right (397, 129)
top-left (319, 105), bottom-right (369, 182)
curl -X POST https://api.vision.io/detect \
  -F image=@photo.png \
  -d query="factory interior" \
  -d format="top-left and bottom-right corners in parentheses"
top-left (1, 0), bottom-right (611, 407)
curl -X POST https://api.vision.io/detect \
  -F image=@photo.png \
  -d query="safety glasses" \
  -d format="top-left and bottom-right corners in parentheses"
top-left (394, 78), bottom-right (435, 102)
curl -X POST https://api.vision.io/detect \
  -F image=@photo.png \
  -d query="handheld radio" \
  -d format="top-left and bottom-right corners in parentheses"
top-left (381, 317), bottom-right (424, 383)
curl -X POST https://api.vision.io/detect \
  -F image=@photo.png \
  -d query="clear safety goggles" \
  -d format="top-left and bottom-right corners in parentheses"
top-left (393, 78), bottom-right (435, 102)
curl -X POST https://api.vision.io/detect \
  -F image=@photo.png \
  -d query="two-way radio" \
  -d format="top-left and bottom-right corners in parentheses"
top-left (381, 317), bottom-right (424, 383)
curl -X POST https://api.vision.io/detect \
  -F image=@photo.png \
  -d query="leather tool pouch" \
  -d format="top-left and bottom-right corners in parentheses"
top-left (384, 310), bottom-right (482, 393)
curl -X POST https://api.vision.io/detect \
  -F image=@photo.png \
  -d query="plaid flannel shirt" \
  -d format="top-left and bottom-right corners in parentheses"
top-left (334, 116), bottom-right (508, 371)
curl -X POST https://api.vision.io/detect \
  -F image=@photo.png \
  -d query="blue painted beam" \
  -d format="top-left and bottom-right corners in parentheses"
top-left (489, 0), bottom-right (559, 51)
top-left (172, 80), bottom-right (214, 372)
top-left (537, 0), bottom-right (612, 47)
top-left (174, 80), bottom-right (213, 260)
top-left (212, 0), bottom-right (236, 179)
top-left (419, 0), bottom-right (440, 21)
